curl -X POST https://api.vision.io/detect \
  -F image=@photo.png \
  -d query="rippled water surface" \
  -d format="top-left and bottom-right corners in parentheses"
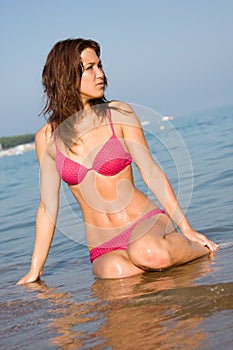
top-left (1, 105), bottom-right (233, 349)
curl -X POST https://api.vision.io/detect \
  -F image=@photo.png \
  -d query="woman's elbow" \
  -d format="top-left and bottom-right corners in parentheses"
top-left (140, 163), bottom-right (166, 186)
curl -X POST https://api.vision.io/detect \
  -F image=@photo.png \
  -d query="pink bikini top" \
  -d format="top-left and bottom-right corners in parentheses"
top-left (55, 109), bottom-right (132, 185)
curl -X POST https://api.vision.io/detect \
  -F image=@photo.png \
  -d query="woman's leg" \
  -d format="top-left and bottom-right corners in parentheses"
top-left (127, 213), bottom-right (209, 270)
top-left (92, 212), bottom-right (209, 279)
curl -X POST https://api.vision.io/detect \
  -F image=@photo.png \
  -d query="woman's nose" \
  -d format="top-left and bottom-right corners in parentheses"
top-left (96, 66), bottom-right (104, 78)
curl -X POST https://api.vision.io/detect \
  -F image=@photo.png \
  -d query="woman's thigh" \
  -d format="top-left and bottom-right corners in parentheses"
top-left (128, 211), bottom-right (175, 245)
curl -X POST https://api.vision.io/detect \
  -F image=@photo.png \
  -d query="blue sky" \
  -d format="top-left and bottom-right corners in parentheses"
top-left (1, 0), bottom-right (232, 136)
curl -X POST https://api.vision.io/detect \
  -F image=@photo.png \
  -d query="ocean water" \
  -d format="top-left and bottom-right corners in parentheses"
top-left (0, 105), bottom-right (233, 350)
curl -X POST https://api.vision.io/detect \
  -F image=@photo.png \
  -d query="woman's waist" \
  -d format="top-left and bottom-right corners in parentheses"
top-left (82, 190), bottom-right (155, 227)
top-left (85, 203), bottom-right (164, 251)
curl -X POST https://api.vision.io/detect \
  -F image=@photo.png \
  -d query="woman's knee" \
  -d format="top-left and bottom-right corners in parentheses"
top-left (128, 239), bottom-right (173, 271)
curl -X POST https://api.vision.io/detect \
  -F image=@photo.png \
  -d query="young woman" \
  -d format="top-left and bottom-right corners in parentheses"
top-left (17, 38), bottom-right (218, 284)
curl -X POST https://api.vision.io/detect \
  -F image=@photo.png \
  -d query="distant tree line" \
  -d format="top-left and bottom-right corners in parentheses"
top-left (0, 134), bottom-right (35, 150)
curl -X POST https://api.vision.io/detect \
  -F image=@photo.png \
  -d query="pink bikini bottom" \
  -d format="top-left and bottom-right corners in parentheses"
top-left (89, 208), bottom-right (165, 263)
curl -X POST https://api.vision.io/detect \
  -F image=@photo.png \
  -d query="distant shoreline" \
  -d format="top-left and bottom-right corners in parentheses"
top-left (0, 142), bottom-right (35, 158)
top-left (0, 133), bottom-right (35, 150)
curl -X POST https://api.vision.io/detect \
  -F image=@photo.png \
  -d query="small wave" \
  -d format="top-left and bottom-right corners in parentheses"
top-left (125, 282), bottom-right (233, 310)
top-left (218, 241), bottom-right (233, 250)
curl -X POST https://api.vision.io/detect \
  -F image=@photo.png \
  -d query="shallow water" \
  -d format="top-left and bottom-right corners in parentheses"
top-left (0, 105), bottom-right (233, 349)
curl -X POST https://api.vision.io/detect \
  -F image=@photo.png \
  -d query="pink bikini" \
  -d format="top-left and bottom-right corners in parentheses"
top-left (55, 108), bottom-right (165, 262)
top-left (55, 108), bottom-right (132, 186)
top-left (89, 207), bottom-right (165, 263)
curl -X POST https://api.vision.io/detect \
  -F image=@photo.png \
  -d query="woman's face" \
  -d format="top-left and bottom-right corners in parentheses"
top-left (79, 48), bottom-right (105, 107)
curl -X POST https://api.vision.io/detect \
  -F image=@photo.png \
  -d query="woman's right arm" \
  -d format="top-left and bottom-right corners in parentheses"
top-left (16, 125), bottom-right (61, 285)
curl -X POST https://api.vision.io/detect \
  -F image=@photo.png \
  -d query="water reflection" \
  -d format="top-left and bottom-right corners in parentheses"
top-left (21, 255), bottom-right (233, 350)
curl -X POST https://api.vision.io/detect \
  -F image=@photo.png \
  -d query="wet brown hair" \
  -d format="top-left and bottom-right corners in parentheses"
top-left (41, 38), bottom-right (108, 147)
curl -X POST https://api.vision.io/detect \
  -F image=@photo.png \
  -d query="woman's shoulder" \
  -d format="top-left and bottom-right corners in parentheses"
top-left (108, 100), bottom-right (133, 113)
top-left (35, 123), bottom-right (54, 161)
top-left (108, 100), bottom-right (140, 126)
top-left (35, 123), bottom-right (53, 144)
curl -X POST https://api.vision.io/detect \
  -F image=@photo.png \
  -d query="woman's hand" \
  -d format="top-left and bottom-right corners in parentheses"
top-left (16, 269), bottom-right (42, 285)
top-left (182, 228), bottom-right (219, 253)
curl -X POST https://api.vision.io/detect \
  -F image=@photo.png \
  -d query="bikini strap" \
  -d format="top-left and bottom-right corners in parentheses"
top-left (106, 108), bottom-right (116, 136)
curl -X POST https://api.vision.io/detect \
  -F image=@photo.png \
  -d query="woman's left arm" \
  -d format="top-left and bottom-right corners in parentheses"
top-left (120, 103), bottom-right (218, 252)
